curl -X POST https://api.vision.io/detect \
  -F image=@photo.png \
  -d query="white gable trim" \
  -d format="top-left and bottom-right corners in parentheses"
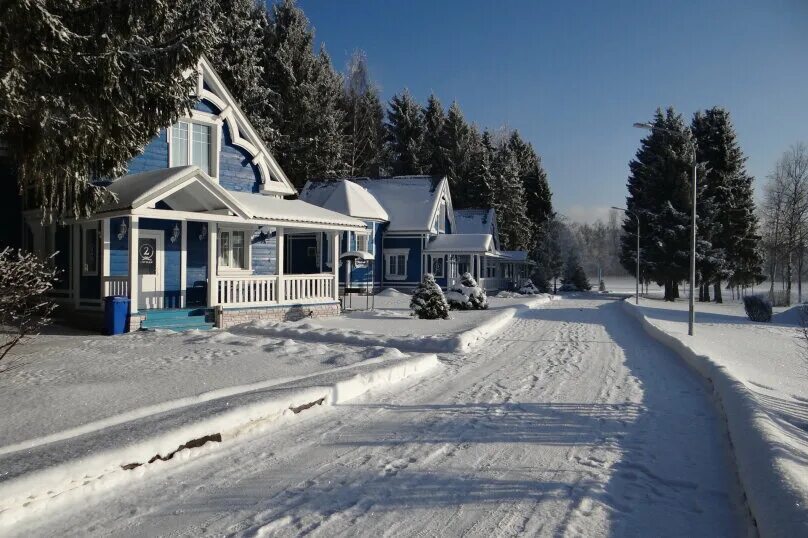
top-left (428, 177), bottom-right (456, 234)
top-left (195, 57), bottom-right (296, 196)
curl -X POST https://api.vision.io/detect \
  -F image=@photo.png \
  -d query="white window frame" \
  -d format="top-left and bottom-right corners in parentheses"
top-left (323, 233), bottom-right (333, 269)
top-left (217, 226), bottom-right (251, 274)
top-left (432, 255), bottom-right (445, 278)
top-left (437, 202), bottom-right (447, 233)
top-left (168, 111), bottom-right (222, 180)
top-left (81, 223), bottom-right (99, 276)
top-left (355, 231), bottom-right (370, 253)
top-left (385, 248), bottom-right (409, 280)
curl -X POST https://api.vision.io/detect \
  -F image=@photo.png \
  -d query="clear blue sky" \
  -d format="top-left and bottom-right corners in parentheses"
top-left (298, 0), bottom-right (808, 222)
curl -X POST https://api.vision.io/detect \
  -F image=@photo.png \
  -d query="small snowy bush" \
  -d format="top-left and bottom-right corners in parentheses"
top-left (447, 272), bottom-right (488, 310)
top-left (410, 273), bottom-right (450, 320)
top-left (517, 279), bottom-right (540, 295)
top-left (743, 295), bottom-right (772, 322)
top-left (0, 248), bottom-right (59, 363)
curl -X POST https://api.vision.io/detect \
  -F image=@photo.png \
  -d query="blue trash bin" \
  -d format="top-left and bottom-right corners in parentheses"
top-left (104, 296), bottom-right (131, 335)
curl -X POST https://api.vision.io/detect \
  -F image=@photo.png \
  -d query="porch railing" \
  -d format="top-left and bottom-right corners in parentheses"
top-left (478, 277), bottom-right (506, 291)
top-left (103, 276), bottom-right (129, 297)
top-left (218, 274), bottom-right (334, 307)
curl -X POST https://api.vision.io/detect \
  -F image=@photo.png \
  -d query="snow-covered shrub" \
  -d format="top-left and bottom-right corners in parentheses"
top-left (447, 272), bottom-right (488, 310)
top-left (743, 295), bottom-right (772, 322)
top-left (410, 273), bottom-right (450, 319)
top-left (518, 279), bottom-right (540, 295)
top-left (0, 248), bottom-right (59, 363)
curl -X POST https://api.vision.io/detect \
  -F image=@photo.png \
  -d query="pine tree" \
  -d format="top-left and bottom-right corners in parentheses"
top-left (342, 50), bottom-right (387, 177)
top-left (562, 251), bottom-right (592, 291)
top-left (0, 0), bottom-right (215, 220)
top-left (442, 102), bottom-right (474, 207)
top-left (692, 107), bottom-right (763, 301)
top-left (621, 108), bottom-right (694, 301)
top-left (464, 129), bottom-right (496, 209)
top-left (262, 0), bottom-right (346, 187)
top-left (508, 131), bottom-right (553, 241)
top-left (421, 94), bottom-right (447, 176)
top-left (212, 0), bottom-right (276, 146)
top-left (410, 274), bottom-right (450, 319)
top-left (492, 143), bottom-right (533, 250)
top-left (386, 90), bottom-right (426, 176)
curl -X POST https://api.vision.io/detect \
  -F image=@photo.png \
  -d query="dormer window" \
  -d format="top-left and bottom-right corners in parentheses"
top-left (170, 120), bottom-right (214, 176)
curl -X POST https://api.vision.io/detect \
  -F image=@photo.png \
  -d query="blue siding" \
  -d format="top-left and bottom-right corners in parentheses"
top-left (186, 221), bottom-right (208, 306)
top-left (219, 123), bottom-right (261, 193)
top-left (109, 217), bottom-right (129, 277)
top-left (252, 227), bottom-right (277, 275)
top-left (141, 218), bottom-right (182, 308)
top-left (381, 235), bottom-right (423, 286)
top-left (194, 99), bottom-right (220, 115)
top-left (127, 130), bottom-right (169, 174)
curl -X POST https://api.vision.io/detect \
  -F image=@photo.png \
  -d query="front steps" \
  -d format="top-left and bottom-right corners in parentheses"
top-left (139, 308), bottom-right (215, 332)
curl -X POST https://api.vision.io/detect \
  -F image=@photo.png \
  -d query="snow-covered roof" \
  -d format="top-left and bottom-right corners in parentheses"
top-left (99, 166), bottom-right (248, 217)
top-left (301, 176), bottom-right (451, 232)
top-left (454, 209), bottom-right (496, 235)
top-left (501, 250), bottom-right (535, 264)
top-left (321, 180), bottom-right (389, 221)
top-left (424, 234), bottom-right (496, 253)
top-left (229, 192), bottom-right (365, 229)
top-left (95, 166), bottom-right (364, 230)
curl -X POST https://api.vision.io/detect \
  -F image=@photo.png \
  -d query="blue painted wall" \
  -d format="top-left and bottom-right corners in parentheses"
top-left (186, 221), bottom-right (208, 306)
top-left (109, 217), bottom-right (129, 277)
top-left (194, 99), bottom-right (220, 115)
top-left (251, 227), bottom-right (276, 275)
top-left (219, 123), bottom-right (261, 193)
top-left (381, 235), bottom-right (423, 286)
top-left (127, 130), bottom-right (169, 174)
top-left (141, 218), bottom-right (182, 308)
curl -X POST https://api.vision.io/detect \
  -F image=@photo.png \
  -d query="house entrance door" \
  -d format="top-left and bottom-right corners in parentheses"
top-left (138, 231), bottom-right (164, 309)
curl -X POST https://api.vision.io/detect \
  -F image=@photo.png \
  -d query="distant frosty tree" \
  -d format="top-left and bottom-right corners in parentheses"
top-left (0, 0), bottom-right (214, 220)
top-left (0, 249), bottom-right (58, 363)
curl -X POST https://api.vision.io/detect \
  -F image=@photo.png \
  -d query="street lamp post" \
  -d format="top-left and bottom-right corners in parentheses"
top-left (633, 122), bottom-right (697, 336)
top-left (612, 207), bottom-right (640, 305)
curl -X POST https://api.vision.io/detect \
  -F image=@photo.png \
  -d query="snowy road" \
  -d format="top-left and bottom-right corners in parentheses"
top-left (18, 296), bottom-right (748, 537)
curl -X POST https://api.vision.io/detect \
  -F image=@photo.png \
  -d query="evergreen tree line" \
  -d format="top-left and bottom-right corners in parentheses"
top-left (620, 106), bottom-right (763, 302)
top-left (2, 0), bottom-right (553, 253)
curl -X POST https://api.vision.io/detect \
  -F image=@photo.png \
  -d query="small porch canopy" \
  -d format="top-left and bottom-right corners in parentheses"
top-left (424, 233), bottom-right (503, 288)
top-left (82, 166), bottom-right (364, 313)
top-left (499, 250), bottom-right (536, 287)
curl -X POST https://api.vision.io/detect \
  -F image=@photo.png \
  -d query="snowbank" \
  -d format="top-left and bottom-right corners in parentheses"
top-left (235, 294), bottom-right (558, 353)
top-left (0, 352), bottom-right (438, 528)
top-left (623, 300), bottom-right (808, 538)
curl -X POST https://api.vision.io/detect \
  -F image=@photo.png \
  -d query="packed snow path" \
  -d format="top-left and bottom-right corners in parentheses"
top-left (17, 296), bottom-right (748, 537)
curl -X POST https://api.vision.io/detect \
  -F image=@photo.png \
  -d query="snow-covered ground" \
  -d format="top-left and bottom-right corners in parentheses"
top-left (625, 297), bottom-right (808, 537)
top-left (234, 289), bottom-right (555, 353)
top-left (8, 296), bottom-right (750, 537)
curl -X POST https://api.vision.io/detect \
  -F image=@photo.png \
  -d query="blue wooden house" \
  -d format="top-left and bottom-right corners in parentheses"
top-left (10, 58), bottom-right (365, 331)
top-left (300, 177), bottom-right (535, 293)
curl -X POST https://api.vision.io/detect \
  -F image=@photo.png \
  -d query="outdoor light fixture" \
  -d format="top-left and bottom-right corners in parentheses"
top-left (199, 224), bottom-right (207, 241)
top-left (170, 223), bottom-right (180, 244)
top-left (117, 219), bottom-right (128, 240)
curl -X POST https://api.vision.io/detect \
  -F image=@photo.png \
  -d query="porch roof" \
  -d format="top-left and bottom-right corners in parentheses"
top-left (501, 250), bottom-right (536, 265)
top-left (424, 233), bottom-right (497, 254)
top-left (93, 166), bottom-right (365, 230)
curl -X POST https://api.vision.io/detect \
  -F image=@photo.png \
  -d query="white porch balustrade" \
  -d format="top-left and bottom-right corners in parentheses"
top-left (218, 274), bottom-right (335, 307)
top-left (103, 276), bottom-right (130, 297)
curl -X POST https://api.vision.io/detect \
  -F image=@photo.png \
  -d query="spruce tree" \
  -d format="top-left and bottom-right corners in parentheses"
top-left (0, 0), bottom-right (215, 220)
top-left (262, 0), bottom-right (346, 187)
top-left (212, 0), bottom-right (276, 146)
top-left (692, 107), bottom-right (763, 301)
top-left (562, 251), bottom-right (592, 291)
top-left (508, 131), bottom-right (553, 241)
top-left (442, 102), bottom-right (474, 207)
top-left (386, 90), bottom-right (426, 176)
top-left (492, 143), bottom-right (534, 250)
top-left (621, 108), bottom-right (694, 301)
top-left (342, 50), bottom-right (387, 177)
top-left (410, 274), bottom-right (450, 320)
top-left (464, 129), bottom-right (496, 209)
top-left (421, 94), bottom-right (447, 176)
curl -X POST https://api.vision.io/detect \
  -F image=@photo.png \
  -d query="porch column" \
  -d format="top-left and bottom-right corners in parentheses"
top-left (180, 221), bottom-right (187, 308)
top-left (128, 216), bottom-right (139, 314)
top-left (276, 226), bottom-right (284, 304)
top-left (101, 219), bottom-right (110, 300)
top-left (474, 255), bottom-right (481, 280)
top-left (332, 231), bottom-right (340, 301)
top-left (206, 221), bottom-right (217, 307)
